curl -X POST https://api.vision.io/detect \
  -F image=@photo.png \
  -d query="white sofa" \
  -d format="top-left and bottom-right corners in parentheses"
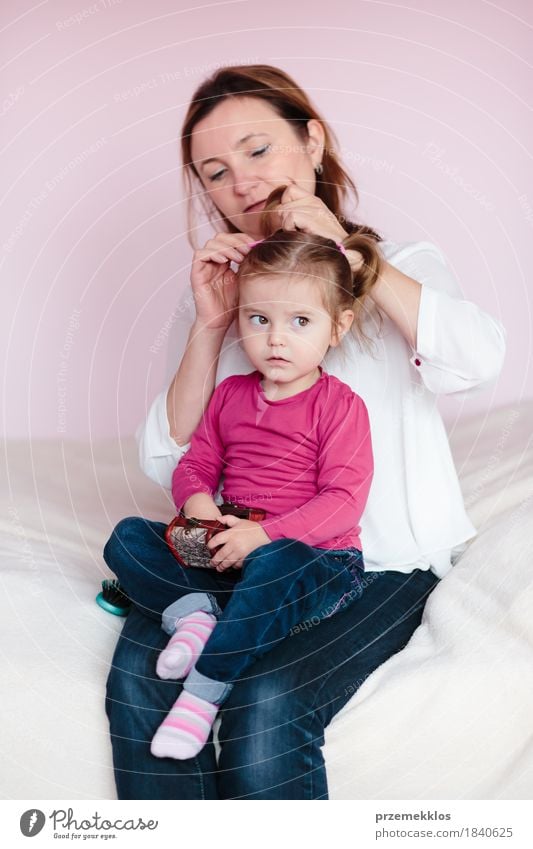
top-left (1, 400), bottom-right (532, 799)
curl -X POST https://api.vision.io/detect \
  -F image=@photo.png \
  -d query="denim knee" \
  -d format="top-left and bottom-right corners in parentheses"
top-left (103, 516), bottom-right (143, 565)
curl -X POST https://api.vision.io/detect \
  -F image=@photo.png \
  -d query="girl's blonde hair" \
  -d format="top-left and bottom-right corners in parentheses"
top-left (181, 64), bottom-right (383, 249)
top-left (236, 186), bottom-right (383, 343)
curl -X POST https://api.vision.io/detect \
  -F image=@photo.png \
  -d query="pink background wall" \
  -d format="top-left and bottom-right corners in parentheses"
top-left (1, 0), bottom-right (531, 440)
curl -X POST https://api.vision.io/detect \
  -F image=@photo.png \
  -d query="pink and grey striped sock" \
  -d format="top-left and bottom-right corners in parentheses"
top-left (156, 610), bottom-right (217, 680)
top-left (150, 690), bottom-right (219, 760)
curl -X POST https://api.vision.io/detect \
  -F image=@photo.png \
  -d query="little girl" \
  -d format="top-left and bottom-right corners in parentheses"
top-left (140, 202), bottom-right (382, 760)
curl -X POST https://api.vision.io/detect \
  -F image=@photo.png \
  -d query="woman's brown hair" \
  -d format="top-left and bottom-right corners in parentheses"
top-left (235, 186), bottom-right (383, 344)
top-left (181, 64), bottom-right (383, 248)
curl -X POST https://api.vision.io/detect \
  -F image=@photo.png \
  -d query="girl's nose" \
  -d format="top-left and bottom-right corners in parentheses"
top-left (268, 329), bottom-right (286, 346)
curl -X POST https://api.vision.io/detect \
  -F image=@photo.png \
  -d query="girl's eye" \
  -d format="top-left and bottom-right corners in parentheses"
top-left (208, 168), bottom-right (225, 183)
top-left (249, 315), bottom-right (268, 326)
top-left (293, 316), bottom-right (310, 327)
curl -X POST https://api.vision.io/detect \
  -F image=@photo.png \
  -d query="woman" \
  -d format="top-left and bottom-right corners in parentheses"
top-left (104, 64), bottom-right (505, 800)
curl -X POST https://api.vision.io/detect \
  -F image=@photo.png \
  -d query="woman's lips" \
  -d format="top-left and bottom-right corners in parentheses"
top-left (245, 200), bottom-right (267, 213)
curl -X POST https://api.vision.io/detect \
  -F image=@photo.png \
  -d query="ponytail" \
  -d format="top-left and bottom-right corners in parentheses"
top-left (340, 230), bottom-right (384, 343)
top-left (342, 231), bottom-right (383, 299)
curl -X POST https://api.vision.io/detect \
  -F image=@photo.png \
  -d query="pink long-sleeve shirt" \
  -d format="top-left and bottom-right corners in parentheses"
top-left (171, 368), bottom-right (374, 551)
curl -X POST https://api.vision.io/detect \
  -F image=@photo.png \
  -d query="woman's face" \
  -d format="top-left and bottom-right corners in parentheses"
top-left (190, 96), bottom-right (325, 237)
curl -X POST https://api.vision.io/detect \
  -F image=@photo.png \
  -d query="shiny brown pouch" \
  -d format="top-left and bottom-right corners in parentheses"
top-left (165, 502), bottom-right (266, 569)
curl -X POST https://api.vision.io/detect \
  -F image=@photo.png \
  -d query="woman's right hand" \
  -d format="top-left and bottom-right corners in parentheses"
top-left (191, 232), bottom-right (252, 330)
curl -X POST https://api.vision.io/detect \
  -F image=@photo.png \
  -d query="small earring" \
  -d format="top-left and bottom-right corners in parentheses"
top-left (314, 162), bottom-right (323, 176)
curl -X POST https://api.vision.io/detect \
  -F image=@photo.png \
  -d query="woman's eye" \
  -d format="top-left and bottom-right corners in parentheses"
top-left (293, 316), bottom-right (310, 327)
top-left (207, 145), bottom-right (269, 182)
top-left (250, 315), bottom-right (268, 325)
top-left (251, 144), bottom-right (270, 158)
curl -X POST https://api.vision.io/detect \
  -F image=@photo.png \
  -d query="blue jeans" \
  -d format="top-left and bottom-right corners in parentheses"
top-left (103, 517), bottom-right (440, 799)
top-left (147, 539), bottom-right (364, 705)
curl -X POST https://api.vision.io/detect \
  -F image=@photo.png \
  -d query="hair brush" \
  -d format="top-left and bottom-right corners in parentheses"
top-left (95, 578), bottom-right (131, 616)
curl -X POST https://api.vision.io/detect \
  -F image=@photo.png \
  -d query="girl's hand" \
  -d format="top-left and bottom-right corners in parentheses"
top-left (207, 515), bottom-right (271, 571)
top-left (191, 233), bottom-right (253, 330)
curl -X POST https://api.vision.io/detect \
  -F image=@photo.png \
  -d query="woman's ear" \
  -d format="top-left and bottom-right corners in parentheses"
top-left (306, 119), bottom-right (325, 170)
top-left (330, 309), bottom-right (354, 347)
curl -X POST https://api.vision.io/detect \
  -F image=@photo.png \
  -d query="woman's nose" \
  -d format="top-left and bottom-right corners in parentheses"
top-left (233, 178), bottom-right (259, 197)
top-left (231, 164), bottom-right (261, 196)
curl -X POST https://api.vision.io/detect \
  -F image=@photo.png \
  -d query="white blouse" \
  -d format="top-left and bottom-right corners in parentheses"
top-left (136, 240), bottom-right (506, 578)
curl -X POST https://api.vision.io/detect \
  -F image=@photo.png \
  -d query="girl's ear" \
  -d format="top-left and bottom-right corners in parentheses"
top-left (330, 309), bottom-right (354, 347)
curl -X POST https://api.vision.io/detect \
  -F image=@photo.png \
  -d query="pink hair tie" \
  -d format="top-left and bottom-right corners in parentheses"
top-left (336, 241), bottom-right (346, 255)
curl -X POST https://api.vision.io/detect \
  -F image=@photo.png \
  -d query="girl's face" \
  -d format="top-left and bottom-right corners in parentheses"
top-left (190, 96), bottom-right (325, 237)
top-left (237, 274), bottom-right (353, 395)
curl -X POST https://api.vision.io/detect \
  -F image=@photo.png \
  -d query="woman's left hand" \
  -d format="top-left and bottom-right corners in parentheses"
top-left (273, 181), bottom-right (348, 243)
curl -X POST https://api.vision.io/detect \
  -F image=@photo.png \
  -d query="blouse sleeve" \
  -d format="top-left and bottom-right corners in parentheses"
top-left (135, 284), bottom-right (252, 489)
top-left (395, 242), bottom-right (506, 395)
top-left (135, 390), bottom-right (190, 489)
top-left (135, 289), bottom-right (193, 488)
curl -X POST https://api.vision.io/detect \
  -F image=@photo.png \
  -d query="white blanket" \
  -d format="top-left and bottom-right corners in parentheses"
top-left (1, 401), bottom-right (532, 799)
